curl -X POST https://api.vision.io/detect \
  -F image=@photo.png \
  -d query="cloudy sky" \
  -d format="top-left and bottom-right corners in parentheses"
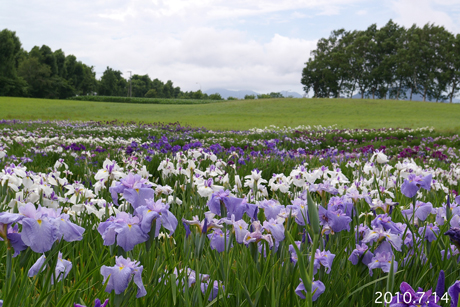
top-left (2, 0), bottom-right (460, 94)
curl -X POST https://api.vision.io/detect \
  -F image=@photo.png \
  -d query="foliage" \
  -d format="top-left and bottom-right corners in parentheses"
top-left (67, 95), bottom-right (224, 104)
top-left (0, 29), bottom-right (28, 96)
top-left (301, 20), bottom-right (460, 103)
top-left (1, 121), bottom-right (460, 306)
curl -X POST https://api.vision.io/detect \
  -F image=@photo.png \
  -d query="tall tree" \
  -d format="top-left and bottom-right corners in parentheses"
top-left (131, 74), bottom-right (151, 97)
top-left (98, 67), bottom-right (127, 96)
top-left (352, 30), bottom-right (373, 99)
top-left (54, 49), bottom-right (66, 78)
top-left (18, 57), bottom-right (52, 98)
top-left (0, 29), bottom-right (27, 96)
top-left (445, 34), bottom-right (460, 103)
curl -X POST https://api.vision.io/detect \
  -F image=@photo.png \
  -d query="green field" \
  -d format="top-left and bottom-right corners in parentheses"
top-left (1, 96), bottom-right (459, 131)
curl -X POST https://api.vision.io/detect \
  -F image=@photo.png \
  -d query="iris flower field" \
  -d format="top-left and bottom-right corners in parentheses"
top-left (2, 119), bottom-right (460, 306)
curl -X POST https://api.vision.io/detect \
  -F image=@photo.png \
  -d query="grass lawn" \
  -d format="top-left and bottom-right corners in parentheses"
top-left (0, 96), bottom-right (458, 131)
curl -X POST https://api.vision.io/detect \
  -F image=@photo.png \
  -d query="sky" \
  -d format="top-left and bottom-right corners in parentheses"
top-left (1, 0), bottom-right (460, 94)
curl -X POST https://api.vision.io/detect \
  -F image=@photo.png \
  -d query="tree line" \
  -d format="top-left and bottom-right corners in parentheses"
top-left (0, 29), bottom-right (223, 100)
top-left (301, 20), bottom-right (460, 102)
top-left (0, 29), bottom-right (97, 99)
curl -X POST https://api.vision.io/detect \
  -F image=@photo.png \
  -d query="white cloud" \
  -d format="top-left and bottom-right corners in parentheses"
top-left (390, 0), bottom-right (459, 32)
top-left (2, 0), bottom-right (458, 96)
top-left (79, 27), bottom-right (316, 93)
top-left (291, 12), bottom-right (308, 18)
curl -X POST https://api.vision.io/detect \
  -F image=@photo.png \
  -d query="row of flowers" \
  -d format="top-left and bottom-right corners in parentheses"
top-left (1, 121), bottom-right (460, 305)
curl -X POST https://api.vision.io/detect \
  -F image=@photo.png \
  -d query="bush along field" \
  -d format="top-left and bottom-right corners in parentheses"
top-left (67, 96), bottom-right (225, 105)
top-left (2, 120), bottom-right (460, 306)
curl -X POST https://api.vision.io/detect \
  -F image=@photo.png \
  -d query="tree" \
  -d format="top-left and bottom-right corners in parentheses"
top-left (445, 34), bottom-right (460, 103)
top-left (208, 93), bottom-right (223, 100)
top-left (54, 49), bottom-right (66, 78)
top-left (374, 20), bottom-right (403, 99)
top-left (0, 29), bottom-right (27, 96)
top-left (269, 92), bottom-right (284, 98)
top-left (417, 24), bottom-right (441, 101)
top-left (64, 55), bottom-right (96, 96)
top-left (18, 57), bottom-right (52, 97)
top-left (163, 80), bottom-right (175, 98)
top-left (150, 78), bottom-right (164, 98)
top-left (39, 45), bottom-right (58, 76)
top-left (98, 67), bottom-right (127, 96)
top-left (144, 89), bottom-right (157, 98)
top-left (257, 94), bottom-right (271, 99)
top-left (131, 74), bottom-right (151, 97)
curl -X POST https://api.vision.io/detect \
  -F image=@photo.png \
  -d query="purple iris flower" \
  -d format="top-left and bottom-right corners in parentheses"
top-left (182, 214), bottom-right (223, 234)
top-left (19, 203), bottom-right (85, 253)
top-left (28, 252), bottom-right (72, 284)
top-left (97, 212), bottom-right (148, 251)
top-left (109, 173), bottom-right (154, 208)
top-left (206, 189), bottom-right (231, 216)
top-left (243, 221), bottom-right (274, 249)
top-left (368, 252), bottom-right (397, 276)
top-left (52, 213), bottom-right (86, 242)
top-left (3, 224), bottom-right (28, 257)
top-left (389, 282), bottom-right (440, 307)
top-left (444, 227), bottom-right (460, 250)
top-left (402, 201), bottom-right (433, 221)
top-left (362, 226), bottom-right (402, 252)
top-left (449, 281), bottom-right (460, 307)
top-left (318, 206), bottom-right (352, 233)
top-left (371, 214), bottom-right (402, 234)
top-left (355, 223), bottom-right (370, 242)
top-left (440, 244), bottom-right (460, 261)
top-left (418, 223), bottom-right (439, 242)
top-left (311, 249), bottom-right (335, 274)
top-left (224, 197), bottom-right (257, 221)
top-left (207, 229), bottom-right (231, 252)
top-left (100, 256), bottom-right (146, 298)
top-left (287, 199), bottom-right (308, 226)
top-left (0, 212), bottom-right (27, 257)
top-left (228, 215), bottom-right (249, 244)
top-left (401, 174), bottom-right (432, 198)
top-left (134, 198), bottom-right (178, 236)
top-left (200, 280), bottom-right (224, 301)
top-left (19, 204), bottom-right (59, 253)
top-left (348, 243), bottom-right (374, 266)
top-left (328, 196), bottom-right (353, 217)
top-left (0, 212), bottom-right (24, 228)
top-left (295, 278), bottom-right (326, 301)
top-left (262, 218), bottom-right (285, 242)
top-left (74, 298), bottom-right (109, 307)
top-left (258, 199), bottom-right (284, 220)
top-left (310, 181), bottom-right (339, 196)
top-left (289, 241), bottom-right (301, 264)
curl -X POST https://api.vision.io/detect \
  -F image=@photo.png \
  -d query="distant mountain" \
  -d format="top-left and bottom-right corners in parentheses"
top-left (279, 91), bottom-right (303, 98)
top-left (204, 88), bottom-right (302, 99)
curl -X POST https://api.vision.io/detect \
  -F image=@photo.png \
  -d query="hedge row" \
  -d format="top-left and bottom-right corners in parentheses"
top-left (67, 96), bottom-right (224, 104)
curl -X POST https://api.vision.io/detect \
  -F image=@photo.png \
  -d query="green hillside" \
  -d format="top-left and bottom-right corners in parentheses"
top-left (1, 96), bottom-right (458, 131)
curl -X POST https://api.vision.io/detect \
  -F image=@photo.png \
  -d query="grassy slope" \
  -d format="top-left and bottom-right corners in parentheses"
top-left (0, 96), bottom-right (458, 131)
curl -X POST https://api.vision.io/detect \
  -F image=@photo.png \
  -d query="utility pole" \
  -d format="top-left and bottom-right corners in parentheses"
top-left (127, 71), bottom-right (132, 97)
